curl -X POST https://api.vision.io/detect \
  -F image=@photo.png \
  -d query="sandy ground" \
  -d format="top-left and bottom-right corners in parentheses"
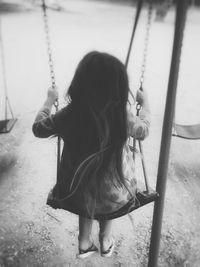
top-left (0, 0), bottom-right (200, 266)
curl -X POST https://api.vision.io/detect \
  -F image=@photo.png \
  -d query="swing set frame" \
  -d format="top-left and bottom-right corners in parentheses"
top-left (41, 0), bottom-right (189, 266)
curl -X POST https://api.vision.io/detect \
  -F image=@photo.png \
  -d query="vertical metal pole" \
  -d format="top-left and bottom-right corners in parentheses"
top-left (125, 0), bottom-right (143, 69)
top-left (148, 0), bottom-right (188, 266)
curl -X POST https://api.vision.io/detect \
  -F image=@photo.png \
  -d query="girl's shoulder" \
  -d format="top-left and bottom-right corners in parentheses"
top-left (51, 104), bottom-right (73, 136)
top-left (54, 103), bottom-right (73, 120)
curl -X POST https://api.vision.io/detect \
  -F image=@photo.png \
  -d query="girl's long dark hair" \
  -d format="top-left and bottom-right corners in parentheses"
top-left (66, 51), bottom-right (130, 216)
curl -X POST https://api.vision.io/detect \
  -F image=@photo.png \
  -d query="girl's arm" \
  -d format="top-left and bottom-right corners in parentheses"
top-left (127, 90), bottom-right (150, 140)
top-left (32, 87), bottom-right (60, 138)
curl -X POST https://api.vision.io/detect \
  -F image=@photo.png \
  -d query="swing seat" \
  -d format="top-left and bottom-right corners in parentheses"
top-left (47, 187), bottom-right (159, 220)
top-left (93, 188), bottom-right (159, 220)
top-left (172, 123), bottom-right (200, 140)
top-left (0, 118), bottom-right (17, 134)
top-left (136, 189), bottom-right (159, 203)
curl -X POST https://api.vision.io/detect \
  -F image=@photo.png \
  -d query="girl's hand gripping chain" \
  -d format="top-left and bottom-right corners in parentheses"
top-left (47, 86), bottom-right (59, 105)
top-left (136, 89), bottom-right (147, 106)
top-left (136, 89), bottom-right (150, 112)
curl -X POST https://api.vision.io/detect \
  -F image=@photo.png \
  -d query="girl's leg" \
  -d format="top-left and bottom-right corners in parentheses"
top-left (99, 220), bottom-right (113, 251)
top-left (78, 216), bottom-right (93, 250)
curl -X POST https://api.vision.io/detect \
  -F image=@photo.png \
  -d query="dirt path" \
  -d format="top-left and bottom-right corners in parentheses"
top-left (0, 1), bottom-right (200, 266)
top-left (1, 112), bottom-right (200, 266)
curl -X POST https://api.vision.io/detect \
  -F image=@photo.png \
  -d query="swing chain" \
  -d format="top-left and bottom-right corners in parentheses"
top-left (136, 0), bottom-right (153, 112)
top-left (139, 0), bottom-right (153, 90)
top-left (41, 0), bottom-right (58, 110)
top-left (0, 18), bottom-right (14, 120)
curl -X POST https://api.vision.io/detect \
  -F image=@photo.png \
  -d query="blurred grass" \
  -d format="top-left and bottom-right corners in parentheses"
top-left (0, 1), bottom-right (30, 13)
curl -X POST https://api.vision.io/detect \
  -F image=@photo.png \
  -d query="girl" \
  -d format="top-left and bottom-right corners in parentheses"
top-left (32, 51), bottom-right (150, 258)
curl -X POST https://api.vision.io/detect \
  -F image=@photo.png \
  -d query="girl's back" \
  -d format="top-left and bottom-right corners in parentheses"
top-left (33, 51), bottom-right (150, 219)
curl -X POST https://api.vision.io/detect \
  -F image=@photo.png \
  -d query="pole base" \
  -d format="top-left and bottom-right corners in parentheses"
top-left (0, 118), bottom-right (17, 133)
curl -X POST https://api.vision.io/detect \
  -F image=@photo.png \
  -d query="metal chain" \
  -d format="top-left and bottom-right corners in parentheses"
top-left (139, 0), bottom-right (153, 90)
top-left (133, 1), bottom-right (153, 193)
top-left (41, 0), bottom-right (61, 176)
top-left (41, 0), bottom-right (58, 110)
top-left (0, 18), bottom-right (14, 120)
top-left (136, 0), bottom-right (153, 112)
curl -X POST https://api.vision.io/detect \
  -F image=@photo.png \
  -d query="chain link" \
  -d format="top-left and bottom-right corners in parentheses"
top-left (139, 0), bottom-right (153, 90)
top-left (41, 0), bottom-right (58, 110)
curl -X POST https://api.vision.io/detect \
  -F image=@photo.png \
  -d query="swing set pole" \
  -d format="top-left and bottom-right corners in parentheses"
top-left (125, 0), bottom-right (143, 69)
top-left (148, 0), bottom-right (188, 266)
